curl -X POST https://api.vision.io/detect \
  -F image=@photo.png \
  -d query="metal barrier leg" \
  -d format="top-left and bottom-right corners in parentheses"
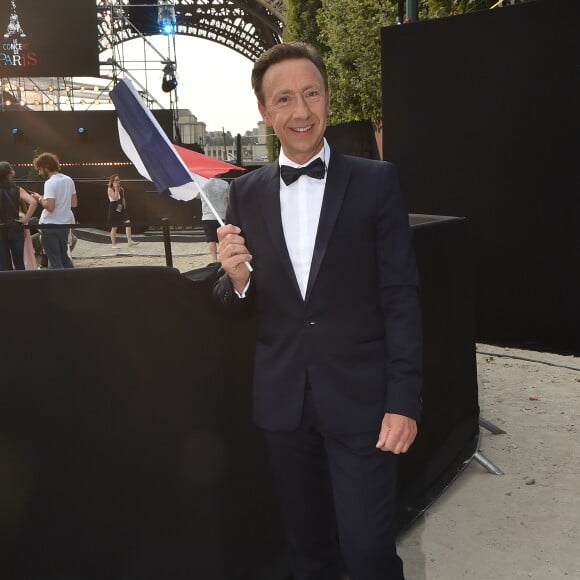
top-left (474, 451), bottom-right (504, 475)
top-left (479, 417), bottom-right (507, 435)
top-left (474, 416), bottom-right (505, 475)
top-left (161, 217), bottom-right (173, 268)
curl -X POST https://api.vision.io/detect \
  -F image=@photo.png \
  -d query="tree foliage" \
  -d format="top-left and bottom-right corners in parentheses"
top-left (284, 0), bottom-right (325, 50)
top-left (318, 0), bottom-right (398, 129)
top-left (286, 0), bottom-right (499, 128)
top-left (425, 0), bottom-right (498, 18)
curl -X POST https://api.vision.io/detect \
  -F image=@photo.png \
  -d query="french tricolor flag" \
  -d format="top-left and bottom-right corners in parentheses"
top-left (110, 78), bottom-right (211, 205)
top-left (111, 78), bottom-right (252, 272)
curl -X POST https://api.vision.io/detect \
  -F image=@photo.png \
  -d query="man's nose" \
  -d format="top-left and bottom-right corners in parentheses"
top-left (292, 94), bottom-right (310, 117)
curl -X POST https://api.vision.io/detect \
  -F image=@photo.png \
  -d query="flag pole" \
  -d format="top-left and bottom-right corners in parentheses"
top-left (190, 179), bottom-right (253, 273)
top-left (110, 78), bottom-right (252, 272)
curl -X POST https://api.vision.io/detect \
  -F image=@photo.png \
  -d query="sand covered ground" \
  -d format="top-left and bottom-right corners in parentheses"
top-left (398, 345), bottom-right (579, 579)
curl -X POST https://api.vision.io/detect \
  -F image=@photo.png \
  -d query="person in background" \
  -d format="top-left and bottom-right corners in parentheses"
top-left (0, 161), bottom-right (38, 271)
top-left (18, 197), bottom-right (37, 270)
top-left (214, 42), bottom-right (422, 580)
top-left (199, 174), bottom-right (229, 263)
top-left (107, 174), bottom-right (138, 251)
top-left (31, 152), bottom-right (76, 269)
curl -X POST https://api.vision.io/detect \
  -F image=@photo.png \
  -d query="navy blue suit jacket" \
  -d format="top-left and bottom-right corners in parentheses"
top-left (214, 150), bottom-right (422, 434)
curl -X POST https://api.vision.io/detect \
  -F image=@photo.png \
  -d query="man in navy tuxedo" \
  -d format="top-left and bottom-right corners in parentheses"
top-left (214, 42), bottom-right (422, 580)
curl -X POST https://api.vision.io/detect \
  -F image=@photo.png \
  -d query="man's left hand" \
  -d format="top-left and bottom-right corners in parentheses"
top-left (375, 413), bottom-right (417, 454)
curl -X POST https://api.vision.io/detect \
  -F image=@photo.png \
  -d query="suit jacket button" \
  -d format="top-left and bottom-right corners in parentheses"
top-left (305, 320), bottom-right (316, 327)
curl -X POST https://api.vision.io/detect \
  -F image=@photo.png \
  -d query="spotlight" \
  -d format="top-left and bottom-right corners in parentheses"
top-left (161, 62), bottom-right (178, 93)
top-left (77, 127), bottom-right (88, 142)
top-left (158, 4), bottom-right (176, 35)
top-left (11, 127), bottom-right (24, 143)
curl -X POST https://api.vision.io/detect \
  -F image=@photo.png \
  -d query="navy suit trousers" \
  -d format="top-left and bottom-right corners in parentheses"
top-left (263, 388), bottom-right (404, 580)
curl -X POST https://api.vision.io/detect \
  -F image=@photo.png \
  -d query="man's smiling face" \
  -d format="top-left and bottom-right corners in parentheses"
top-left (258, 57), bottom-right (331, 165)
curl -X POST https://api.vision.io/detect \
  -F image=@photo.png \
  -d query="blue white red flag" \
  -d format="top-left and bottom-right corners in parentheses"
top-left (110, 78), bottom-right (207, 202)
top-left (110, 79), bottom-right (252, 272)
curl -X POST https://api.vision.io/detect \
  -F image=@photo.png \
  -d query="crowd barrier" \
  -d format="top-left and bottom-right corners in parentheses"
top-left (0, 215), bottom-right (479, 578)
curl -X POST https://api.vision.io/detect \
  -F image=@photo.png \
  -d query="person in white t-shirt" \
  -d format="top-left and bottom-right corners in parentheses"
top-left (31, 152), bottom-right (77, 269)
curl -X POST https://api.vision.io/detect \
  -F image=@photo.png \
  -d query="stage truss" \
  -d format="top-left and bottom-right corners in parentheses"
top-left (1, 0), bottom-right (284, 114)
top-left (98, 0), bottom-right (283, 62)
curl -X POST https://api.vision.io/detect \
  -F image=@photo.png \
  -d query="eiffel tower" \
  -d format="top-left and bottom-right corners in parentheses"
top-left (4, 0), bottom-right (26, 39)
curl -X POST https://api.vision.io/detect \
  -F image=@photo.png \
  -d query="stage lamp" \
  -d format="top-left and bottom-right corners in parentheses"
top-left (11, 127), bottom-right (24, 143)
top-left (158, 4), bottom-right (176, 35)
top-left (161, 63), bottom-right (178, 93)
top-left (77, 126), bottom-right (88, 142)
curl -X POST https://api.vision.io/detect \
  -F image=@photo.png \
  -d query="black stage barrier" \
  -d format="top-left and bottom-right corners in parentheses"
top-left (398, 215), bottom-right (479, 527)
top-left (0, 215), bottom-right (478, 578)
top-left (381, 0), bottom-right (580, 353)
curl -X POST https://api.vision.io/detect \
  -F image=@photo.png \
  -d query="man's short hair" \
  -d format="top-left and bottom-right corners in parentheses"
top-left (251, 42), bottom-right (328, 105)
top-left (33, 152), bottom-right (60, 173)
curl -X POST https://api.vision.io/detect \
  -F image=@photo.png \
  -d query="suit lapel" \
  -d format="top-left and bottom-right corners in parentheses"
top-left (260, 163), bottom-right (303, 299)
top-left (305, 151), bottom-right (351, 302)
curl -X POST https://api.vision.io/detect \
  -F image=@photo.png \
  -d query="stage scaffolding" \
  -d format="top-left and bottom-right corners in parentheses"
top-left (0, 1), bottom-right (283, 140)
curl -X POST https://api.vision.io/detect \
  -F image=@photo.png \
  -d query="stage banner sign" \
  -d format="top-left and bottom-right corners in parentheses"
top-left (1, 0), bottom-right (98, 77)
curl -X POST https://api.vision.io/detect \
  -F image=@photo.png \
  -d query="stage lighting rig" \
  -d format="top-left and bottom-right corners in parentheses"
top-left (11, 127), bottom-right (24, 143)
top-left (161, 62), bottom-right (178, 93)
top-left (158, 3), bottom-right (176, 35)
top-left (77, 127), bottom-right (88, 142)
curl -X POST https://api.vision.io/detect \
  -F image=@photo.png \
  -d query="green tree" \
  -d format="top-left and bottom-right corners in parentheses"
top-left (318, 0), bottom-right (398, 129)
top-left (284, 0), bottom-right (325, 51)
top-left (426, 0), bottom-right (497, 18)
top-left (315, 0), bottom-right (497, 128)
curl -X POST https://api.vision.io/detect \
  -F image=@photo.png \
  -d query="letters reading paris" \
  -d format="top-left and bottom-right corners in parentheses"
top-left (1, 41), bottom-right (37, 67)
top-left (2, 0), bottom-right (37, 68)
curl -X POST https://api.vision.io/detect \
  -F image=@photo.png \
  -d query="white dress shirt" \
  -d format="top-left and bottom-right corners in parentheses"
top-left (234, 139), bottom-right (330, 300)
top-left (279, 140), bottom-right (330, 299)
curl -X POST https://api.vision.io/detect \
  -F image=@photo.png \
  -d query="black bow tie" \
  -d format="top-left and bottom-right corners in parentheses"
top-left (280, 158), bottom-right (326, 186)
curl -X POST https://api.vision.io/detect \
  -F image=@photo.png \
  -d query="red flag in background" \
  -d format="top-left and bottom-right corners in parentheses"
top-left (174, 145), bottom-right (245, 179)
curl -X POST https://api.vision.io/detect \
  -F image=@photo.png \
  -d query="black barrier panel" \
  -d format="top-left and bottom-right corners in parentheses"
top-left (61, 181), bottom-right (202, 232)
top-left (0, 215), bottom-right (479, 575)
top-left (381, 0), bottom-right (580, 353)
top-left (398, 216), bottom-right (479, 528)
top-left (0, 267), bottom-right (289, 580)
top-left (2, 110), bottom-right (173, 166)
